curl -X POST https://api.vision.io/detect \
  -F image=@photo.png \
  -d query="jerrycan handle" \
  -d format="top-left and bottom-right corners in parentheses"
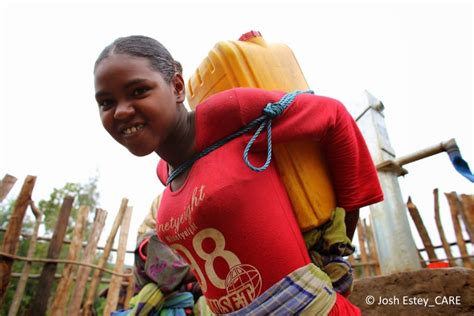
top-left (239, 30), bottom-right (267, 46)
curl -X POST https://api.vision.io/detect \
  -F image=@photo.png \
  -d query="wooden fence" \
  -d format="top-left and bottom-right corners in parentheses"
top-left (350, 189), bottom-right (474, 278)
top-left (0, 174), bottom-right (134, 316)
top-left (1, 173), bottom-right (472, 314)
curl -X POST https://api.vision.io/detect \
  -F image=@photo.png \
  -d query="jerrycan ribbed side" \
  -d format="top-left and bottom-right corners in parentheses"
top-left (186, 31), bottom-right (335, 231)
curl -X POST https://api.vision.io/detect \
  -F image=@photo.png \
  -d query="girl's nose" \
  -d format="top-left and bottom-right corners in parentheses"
top-left (114, 101), bottom-right (135, 120)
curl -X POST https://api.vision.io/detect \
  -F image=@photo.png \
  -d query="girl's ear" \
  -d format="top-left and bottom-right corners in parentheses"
top-left (172, 73), bottom-right (186, 103)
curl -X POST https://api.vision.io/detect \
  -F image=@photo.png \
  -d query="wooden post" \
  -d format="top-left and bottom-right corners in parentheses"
top-left (50, 205), bottom-right (90, 316)
top-left (406, 197), bottom-right (438, 261)
top-left (417, 249), bottom-right (428, 268)
top-left (124, 272), bottom-right (135, 309)
top-left (83, 198), bottom-right (128, 316)
top-left (363, 219), bottom-right (381, 276)
top-left (0, 174), bottom-right (17, 202)
top-left (445, 192), bottom-right (472, 269)
top-left (28, 195), bottom-right (74, 316)
top-left (103, 206), bottom-right (133, 316)
top-left (460, 194), bottom-right (474, 227)
top-left (8, 201), bottom-right (42, 316)
top-left (433, 189), bottom-right (455, 266)
top-left (459, 194), bottom-right (474, 245)
top-left (68, 208), bottom-right (107, 316)
top-left (0, 175), bottom-right (36, 304)
top-left (356, 220), bottom-right (371, 277)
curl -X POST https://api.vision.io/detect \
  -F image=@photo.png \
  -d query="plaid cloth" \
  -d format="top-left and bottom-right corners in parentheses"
top-left (304, 208), bottom-right (355, 296)
top-left (223, 263), bottom-right (336, 316)
top-left (112, 283), bottom-right (194, 316)
top-left (317, 255), bottom-right (353, 295)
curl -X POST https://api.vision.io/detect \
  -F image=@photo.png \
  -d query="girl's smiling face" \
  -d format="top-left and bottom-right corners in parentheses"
top-left (94, 53), bottom-right (185, 156)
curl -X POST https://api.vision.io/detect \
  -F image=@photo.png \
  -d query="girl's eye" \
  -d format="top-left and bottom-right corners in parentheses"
top-left (132, 87), bottom-right (150, 97)
top-left (98, 99), bottom-right (114, 110)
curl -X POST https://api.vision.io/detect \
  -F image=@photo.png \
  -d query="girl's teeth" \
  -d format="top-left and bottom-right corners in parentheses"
top-left (124, 125), bottom-right (143, 135)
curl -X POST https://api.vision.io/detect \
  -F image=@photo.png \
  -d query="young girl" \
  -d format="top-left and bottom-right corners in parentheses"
top-left (94, 35), bottom-right (383, 315)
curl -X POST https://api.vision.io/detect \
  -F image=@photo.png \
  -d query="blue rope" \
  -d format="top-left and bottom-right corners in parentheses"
top-left (166, 90), bottom-right (314, 185)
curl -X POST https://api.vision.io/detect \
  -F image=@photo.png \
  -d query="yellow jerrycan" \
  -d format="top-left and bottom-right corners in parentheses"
top-left (186, 31), bottom-right (335, 231)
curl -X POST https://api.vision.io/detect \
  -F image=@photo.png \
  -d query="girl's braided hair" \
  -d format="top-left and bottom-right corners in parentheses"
top-left (95, 35), bottom-right (182, 83)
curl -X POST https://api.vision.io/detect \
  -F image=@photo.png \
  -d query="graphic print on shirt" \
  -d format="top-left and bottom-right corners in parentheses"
top-left (172, 228), bottom-right (262, 313)
top-left (159, 185), bottom-right (263, 313)
top-left (157, 185), bottom-right (205, 243)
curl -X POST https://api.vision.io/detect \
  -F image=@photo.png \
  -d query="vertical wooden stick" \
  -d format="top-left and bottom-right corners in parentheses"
top-left (406, 197), bottom-right (438, 261)
top-left (0, 175), bottom-right (36, 304)
top-left (28, 195), bottom-right (74, 316)
top-left (417, 249), bottom-right (428, 268)
top-left (68, 208), bottom-right (107, 316)
top-left (8, 201), bottom-right (42, 316)
top-left (0, 174), bottom-right (17, 202)
top-left (459, 194), bottom-right (474, 246)
top-left (83, 198), bottom-right (128, 316)
top-left (124, 272), bottom-right (135, 309)
top-left (103, 206), bottom-right (133, 315)
top-left (364, 219), bottom-right (381, 275)
top-left (445, 192), bottom-right (472, 269)
top-left (50, 205), bottom-right (90, 316)
top-left (356, 220), bottom-right (370, 277)
top-left (433, 189), bottom-right (455, 266)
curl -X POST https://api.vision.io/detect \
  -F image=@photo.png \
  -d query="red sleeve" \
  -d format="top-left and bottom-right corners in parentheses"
top-left (235, 88), bottom-right (383, 210)
top-left (156, 159), bottom-right (168, 185)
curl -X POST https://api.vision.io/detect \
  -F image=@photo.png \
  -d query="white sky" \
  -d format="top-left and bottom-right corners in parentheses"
top-left (1, 1), bottom-right (473, 263)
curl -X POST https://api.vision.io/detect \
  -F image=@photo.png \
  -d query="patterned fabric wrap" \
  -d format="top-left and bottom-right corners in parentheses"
top-left (111, 282), bottom-right (164, 315)
top-left (303, 208), bottom-right (355, 295)
top-left (222, 263), bottom-right (336, 316)
top-left (134, 231), bottom-right (191, 294)
top-left (193, 296), bottom-right (215, 316)
top-left (160, 291), bottom-right (195, 316)
top-left (111, 283), bottom-right (194, 316)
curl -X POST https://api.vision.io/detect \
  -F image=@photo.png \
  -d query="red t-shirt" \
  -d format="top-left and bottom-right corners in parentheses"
top-left (156, 88), bottom-right (382, 314)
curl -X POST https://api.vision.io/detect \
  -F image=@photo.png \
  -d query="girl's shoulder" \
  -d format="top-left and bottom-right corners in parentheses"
top-left (195, 88), bottom-right (285, 124)
top-left (193, 88), bottom-right (282, 147)
top-left (195, 88), bottom-right (284, 110)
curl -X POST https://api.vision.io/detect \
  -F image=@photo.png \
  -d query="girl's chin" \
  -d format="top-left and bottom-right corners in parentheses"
top-left (126, 145), bottom-right (155, 157)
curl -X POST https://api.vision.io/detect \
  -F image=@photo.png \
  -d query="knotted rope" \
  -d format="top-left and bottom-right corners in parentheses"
top-left (167, 90), bottom-right (313, 185)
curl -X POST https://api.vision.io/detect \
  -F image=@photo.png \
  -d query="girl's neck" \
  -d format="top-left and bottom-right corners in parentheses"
top-left (156, 106), bottom-right (196, 169)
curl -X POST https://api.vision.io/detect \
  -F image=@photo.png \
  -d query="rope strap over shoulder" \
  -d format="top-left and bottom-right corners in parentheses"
top-left (243, 90), bottom-right (313, 172)
top-left (166, 90), bottom-right (314, 185)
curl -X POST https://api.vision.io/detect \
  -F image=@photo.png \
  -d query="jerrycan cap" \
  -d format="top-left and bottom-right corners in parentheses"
top-left (239, 30), bottom-right (262, 41)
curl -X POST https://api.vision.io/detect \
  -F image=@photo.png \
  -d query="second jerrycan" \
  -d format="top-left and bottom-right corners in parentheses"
top-left (186, 31), bottom-right (335, 231)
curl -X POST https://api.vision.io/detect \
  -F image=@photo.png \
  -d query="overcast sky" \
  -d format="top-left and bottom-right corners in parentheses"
top-left (1, 1), bottom-right (472, 261)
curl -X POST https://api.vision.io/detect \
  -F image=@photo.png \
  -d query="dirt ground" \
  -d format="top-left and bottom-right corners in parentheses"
top-left (348, 267), bottom-right (473, 315)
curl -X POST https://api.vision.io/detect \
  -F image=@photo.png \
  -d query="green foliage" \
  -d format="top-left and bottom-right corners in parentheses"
top-left (0, 198), bottom-right (35, 232)
top-left (0, 175), bottom-right (101, 315)
top-left (95, 293), bottom-right (108, 315)
top-left (0, 198), bottom-right (15, 230)
top-left (38, 175), bottom-right (100, 239)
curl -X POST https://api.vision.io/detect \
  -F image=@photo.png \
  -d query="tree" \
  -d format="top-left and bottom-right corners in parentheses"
top-left (0, 175), bottom-right (101, 315)
top-left (39, 175), bottom-right (100, 239)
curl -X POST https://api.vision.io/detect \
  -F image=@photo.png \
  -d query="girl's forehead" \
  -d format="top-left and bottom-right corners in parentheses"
top-left (94, 54), bottom-right (162, 90)
top-left (95, 54), bottom-right (157, 80)
top-left (96, 53), bottom-right (151, 71)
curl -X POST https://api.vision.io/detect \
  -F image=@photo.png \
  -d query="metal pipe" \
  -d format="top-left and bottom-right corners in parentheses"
top-left (384, 138), bottom-right (457, 168)
top-left (376, 139), bottom-right (458, 175)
